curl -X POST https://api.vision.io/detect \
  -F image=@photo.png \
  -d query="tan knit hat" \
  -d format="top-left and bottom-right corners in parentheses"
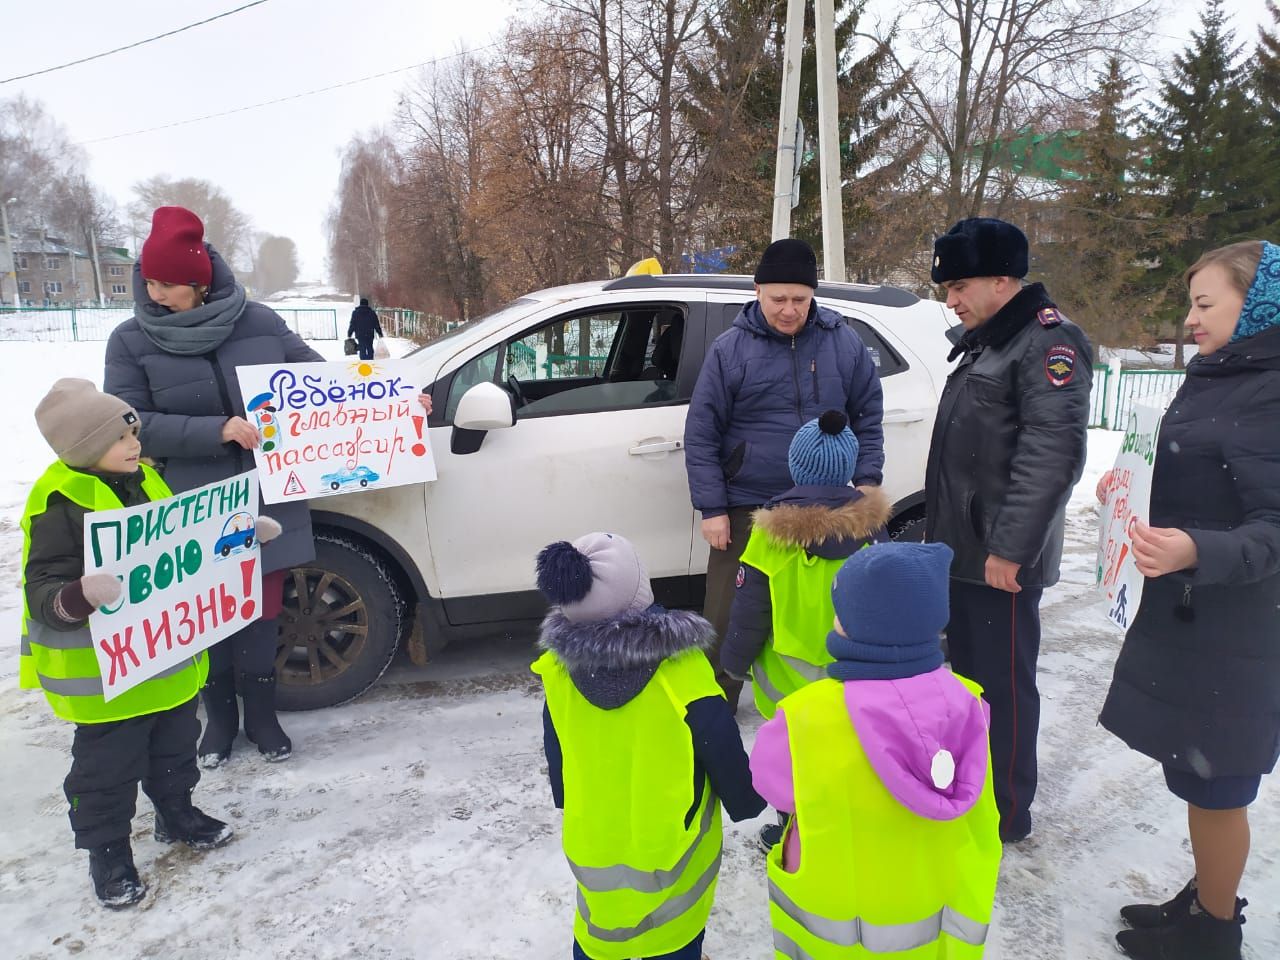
top-left (35, 379), bottom-right (139, 469)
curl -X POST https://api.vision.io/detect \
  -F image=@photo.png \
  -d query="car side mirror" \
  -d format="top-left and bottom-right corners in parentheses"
top-left (455, 382), bottom-right (515, 431)
top-left (451, 382), bottom-right (516, 455)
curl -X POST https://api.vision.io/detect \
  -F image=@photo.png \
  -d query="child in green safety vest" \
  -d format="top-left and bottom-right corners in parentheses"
top-left (750, 542), bottom-right (1002, 959)
top-left (532, 531), bottom-right (765, 960)
top-left (721, 410), bottom-right (889, 851)
top-left (20, 379), bottom-right (268, 908)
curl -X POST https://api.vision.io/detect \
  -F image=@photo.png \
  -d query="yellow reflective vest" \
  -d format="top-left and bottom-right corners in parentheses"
top-left (740, 529), bottom-right (850, 720)
top-left (19, 461), bottom-right (208, 724)
top-left (768, 677), bottom-right (1002, 959)
top-left (532, 648), bottom-right (725, 960)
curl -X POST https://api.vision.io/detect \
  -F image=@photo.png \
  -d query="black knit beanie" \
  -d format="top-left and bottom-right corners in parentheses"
top-left (754, 238), bottom-right (819, 288)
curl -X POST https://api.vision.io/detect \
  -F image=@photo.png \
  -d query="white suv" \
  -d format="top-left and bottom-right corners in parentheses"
top-left (275, 274), bottom-right (955, 709)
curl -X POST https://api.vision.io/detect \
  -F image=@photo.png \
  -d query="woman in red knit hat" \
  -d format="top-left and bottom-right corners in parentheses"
top-left (104, 206), bottom-right (321, 766)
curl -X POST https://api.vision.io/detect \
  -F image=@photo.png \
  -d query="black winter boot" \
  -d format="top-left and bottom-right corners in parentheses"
top-left (1121, 878), bottom-right (1247, 930)
top-left (88, 839), bottom-right (146, 909)
top-left (1116, 896), bottom-right (1245, 960)
top-left (153, 793), bottom-right (234, 850)
top-left (239, 670), bottom-right (292, 761)
top-left (197, 671), bottom-right (239, 769)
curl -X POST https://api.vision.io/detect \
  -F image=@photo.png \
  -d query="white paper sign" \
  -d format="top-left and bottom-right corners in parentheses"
top-left (236, 359), bottom-right (437, 504)
top-left (85, 472), bottom-right (263, 701)
top-left (1097, 401), bottom-right (1165, 630)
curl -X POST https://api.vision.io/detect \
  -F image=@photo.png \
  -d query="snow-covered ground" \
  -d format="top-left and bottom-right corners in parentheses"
top-left (0, 342), bottom-right (1276, 960)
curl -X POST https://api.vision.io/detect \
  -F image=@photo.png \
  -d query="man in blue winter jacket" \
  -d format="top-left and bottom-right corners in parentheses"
top-left (684, 238), bottom-right (885, 713)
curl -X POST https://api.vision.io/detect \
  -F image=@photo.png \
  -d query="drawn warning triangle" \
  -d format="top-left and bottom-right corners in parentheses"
top-left (282, 471), bottom-right (306, 497)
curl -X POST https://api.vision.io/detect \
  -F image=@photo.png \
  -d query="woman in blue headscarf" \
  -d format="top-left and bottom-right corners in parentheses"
top-left (1098, 240), bottom-right (1280, 960)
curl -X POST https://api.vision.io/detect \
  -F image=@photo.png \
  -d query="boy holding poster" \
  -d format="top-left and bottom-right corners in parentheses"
top-left (20, 379), bottom-right (254, 908)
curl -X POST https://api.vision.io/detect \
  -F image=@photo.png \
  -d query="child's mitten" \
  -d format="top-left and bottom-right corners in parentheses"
top-left (255, 516), bottom-right (284, 543)
top-left (80, 573), bottom-right (123, 608)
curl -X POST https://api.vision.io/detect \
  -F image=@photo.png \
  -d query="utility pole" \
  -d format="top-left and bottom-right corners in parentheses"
top-left (89, 230), bottom-right (105, 307)
top-left (814, 0), bottom-right (846, 282)
top-left (769, 0), bottom-right (846, 282)
top-left (0, 198), bottom-right (19, 307)
top-left (770, 0), bottom-right (806, 242)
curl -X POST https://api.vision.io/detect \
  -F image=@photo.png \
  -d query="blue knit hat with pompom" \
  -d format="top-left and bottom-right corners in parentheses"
top-left (788, 410), bottom-right (859, 487)
top-left (535, 532), bottom-right (654, 623)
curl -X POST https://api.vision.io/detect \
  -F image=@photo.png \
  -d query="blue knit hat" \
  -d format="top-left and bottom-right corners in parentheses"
top-left (788, 410), bottom-right (859, 487)
top-left (1230, 241), bottom-right (1280, 343)
top-left (826, 542), bottom-right (954, 681)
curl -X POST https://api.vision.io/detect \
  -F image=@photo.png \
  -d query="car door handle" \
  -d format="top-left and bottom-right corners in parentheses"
top-left (884, 408), bottom-right (928, 424)
top-left (629, 439), bottom-right (684, 455)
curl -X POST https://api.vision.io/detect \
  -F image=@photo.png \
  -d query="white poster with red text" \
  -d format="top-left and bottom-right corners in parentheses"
top-left (1097, 401), bottom-right (1165, 630)
top-left (236, 359), bottom-right (437, 504)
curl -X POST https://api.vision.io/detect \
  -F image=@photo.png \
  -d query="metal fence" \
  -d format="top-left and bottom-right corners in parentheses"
top-left (0, 306), bottom-right (339, 341)
top-left (1088, 365), bottom-right (1110, 428)
top-left (1112, 369), bottom-right (1185, 427)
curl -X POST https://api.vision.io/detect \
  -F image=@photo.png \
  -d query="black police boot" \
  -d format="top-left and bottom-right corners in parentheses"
top-left (197, 671), bottom-right (239, 769)
top-left (88, 839), bottom-right (146, 909)
top-left (153, 793), bottom-right (234, 850)
top-left (239, 670), bottom-right (292, 761)
top-left (1116, 896), bottom-right (1245, 960)
top-left (1121, 877), bottom-right (1247, 930)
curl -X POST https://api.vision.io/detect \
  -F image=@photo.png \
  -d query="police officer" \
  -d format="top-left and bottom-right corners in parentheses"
top-left (925, 217), bottom-right (1091, 843)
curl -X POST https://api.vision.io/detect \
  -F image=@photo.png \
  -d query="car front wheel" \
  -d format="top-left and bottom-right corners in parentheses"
top-left (273, 533), bottom-right (404, 711)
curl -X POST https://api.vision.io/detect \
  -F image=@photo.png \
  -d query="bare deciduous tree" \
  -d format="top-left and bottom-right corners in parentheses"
top-left (130, 176), bottom-right (253, 270)
top-left (868, 0), bottom-right (1158, 223)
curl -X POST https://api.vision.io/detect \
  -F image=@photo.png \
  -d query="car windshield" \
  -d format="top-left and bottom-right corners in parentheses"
top-left (404, 298), bottom-right (539, 358)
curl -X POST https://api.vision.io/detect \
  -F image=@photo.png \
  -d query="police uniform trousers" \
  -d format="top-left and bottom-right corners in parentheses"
top-left (63, 695), bottom-right (201, 849)
top-left (946, 579), bottom-right (1043, 838)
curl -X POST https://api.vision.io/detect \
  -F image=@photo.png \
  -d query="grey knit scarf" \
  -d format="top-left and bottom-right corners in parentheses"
top-left (134, 283), bottom-right (248, 356)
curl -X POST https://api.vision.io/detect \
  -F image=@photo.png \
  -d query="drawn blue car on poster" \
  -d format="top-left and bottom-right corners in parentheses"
top-left (214, 511), bottom-right (257, 559)
top-left (322, 465), bottom-right (380, 491)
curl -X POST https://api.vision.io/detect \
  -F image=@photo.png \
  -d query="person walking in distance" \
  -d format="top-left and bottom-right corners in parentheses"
top-left (684, 238), bottom-right (884, 712)
top-left (347, 297), bottom-right (384, 361)
top-left (924, 218), bottom-right (1091, 843)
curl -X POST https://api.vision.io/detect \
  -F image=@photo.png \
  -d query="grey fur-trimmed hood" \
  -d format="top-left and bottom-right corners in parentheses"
top-left (539, 604), bottom-right (715, 672)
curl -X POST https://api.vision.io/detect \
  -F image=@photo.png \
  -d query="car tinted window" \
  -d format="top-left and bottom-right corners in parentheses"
top-left (444, 345), bottom-right (501, 422)
top-left (844, 317), bottom-right (908, 377)
top-left (508, 304), bottom-right (690, 417)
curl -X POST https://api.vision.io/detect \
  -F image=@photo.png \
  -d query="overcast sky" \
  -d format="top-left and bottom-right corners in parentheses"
top-left (4, 0), bottom-right (1275, 284)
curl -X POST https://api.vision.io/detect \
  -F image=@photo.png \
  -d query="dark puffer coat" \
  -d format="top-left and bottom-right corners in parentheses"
top-left (684, 300), bottom-right (884, 516)
top-left (103, 248), bottom-right (323, 573)
top-left (1101, 327), bottom-right (1280, 778)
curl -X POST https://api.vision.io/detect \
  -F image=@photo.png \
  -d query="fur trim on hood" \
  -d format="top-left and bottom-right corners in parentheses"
top-left (539, 604), bottom-right (715, 673)
top-left (752, 486), bottom-right (891, 550)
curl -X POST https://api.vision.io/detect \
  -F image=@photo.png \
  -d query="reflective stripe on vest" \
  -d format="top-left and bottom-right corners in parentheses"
top-left (568, 785), bottom-right (716, 895)
top-left (578, 847), bottom-right (723, 943)
top-left (533, 647), bottom-right (725, 960)
top-left (767, 677), bottom-right (1002, 959)
top-left (769, 879), bottom-right (989, 952)
top-left (19, 461), bottom-right (207, 724)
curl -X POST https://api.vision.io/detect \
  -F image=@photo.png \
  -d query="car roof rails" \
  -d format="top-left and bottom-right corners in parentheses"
top-left (601, 273), bottom-right (921, 308)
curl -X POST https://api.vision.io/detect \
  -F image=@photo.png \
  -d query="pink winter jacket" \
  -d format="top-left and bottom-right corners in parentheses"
top-left (749, 667), bottom-right (991, 871)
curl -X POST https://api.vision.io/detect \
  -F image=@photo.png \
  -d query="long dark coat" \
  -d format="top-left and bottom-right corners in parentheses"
top-left (1100, 326), bottom-right (1280, 778)
top-left (104, 247), bottom-right (323, 573)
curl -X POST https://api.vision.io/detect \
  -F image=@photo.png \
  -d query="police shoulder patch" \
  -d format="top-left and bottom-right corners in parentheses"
top-left (1044, 344), bottom-right (1077, 387)
top-left (1037, 307), bottom-right (1062, 327)
top-left (735, 565), bottom-right (746, 589)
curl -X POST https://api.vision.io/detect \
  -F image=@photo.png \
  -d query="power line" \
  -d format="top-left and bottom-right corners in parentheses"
top-left (77, 45), bottom-right (500, 145)
top-left (1, 1), bottom-right (274, 85)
